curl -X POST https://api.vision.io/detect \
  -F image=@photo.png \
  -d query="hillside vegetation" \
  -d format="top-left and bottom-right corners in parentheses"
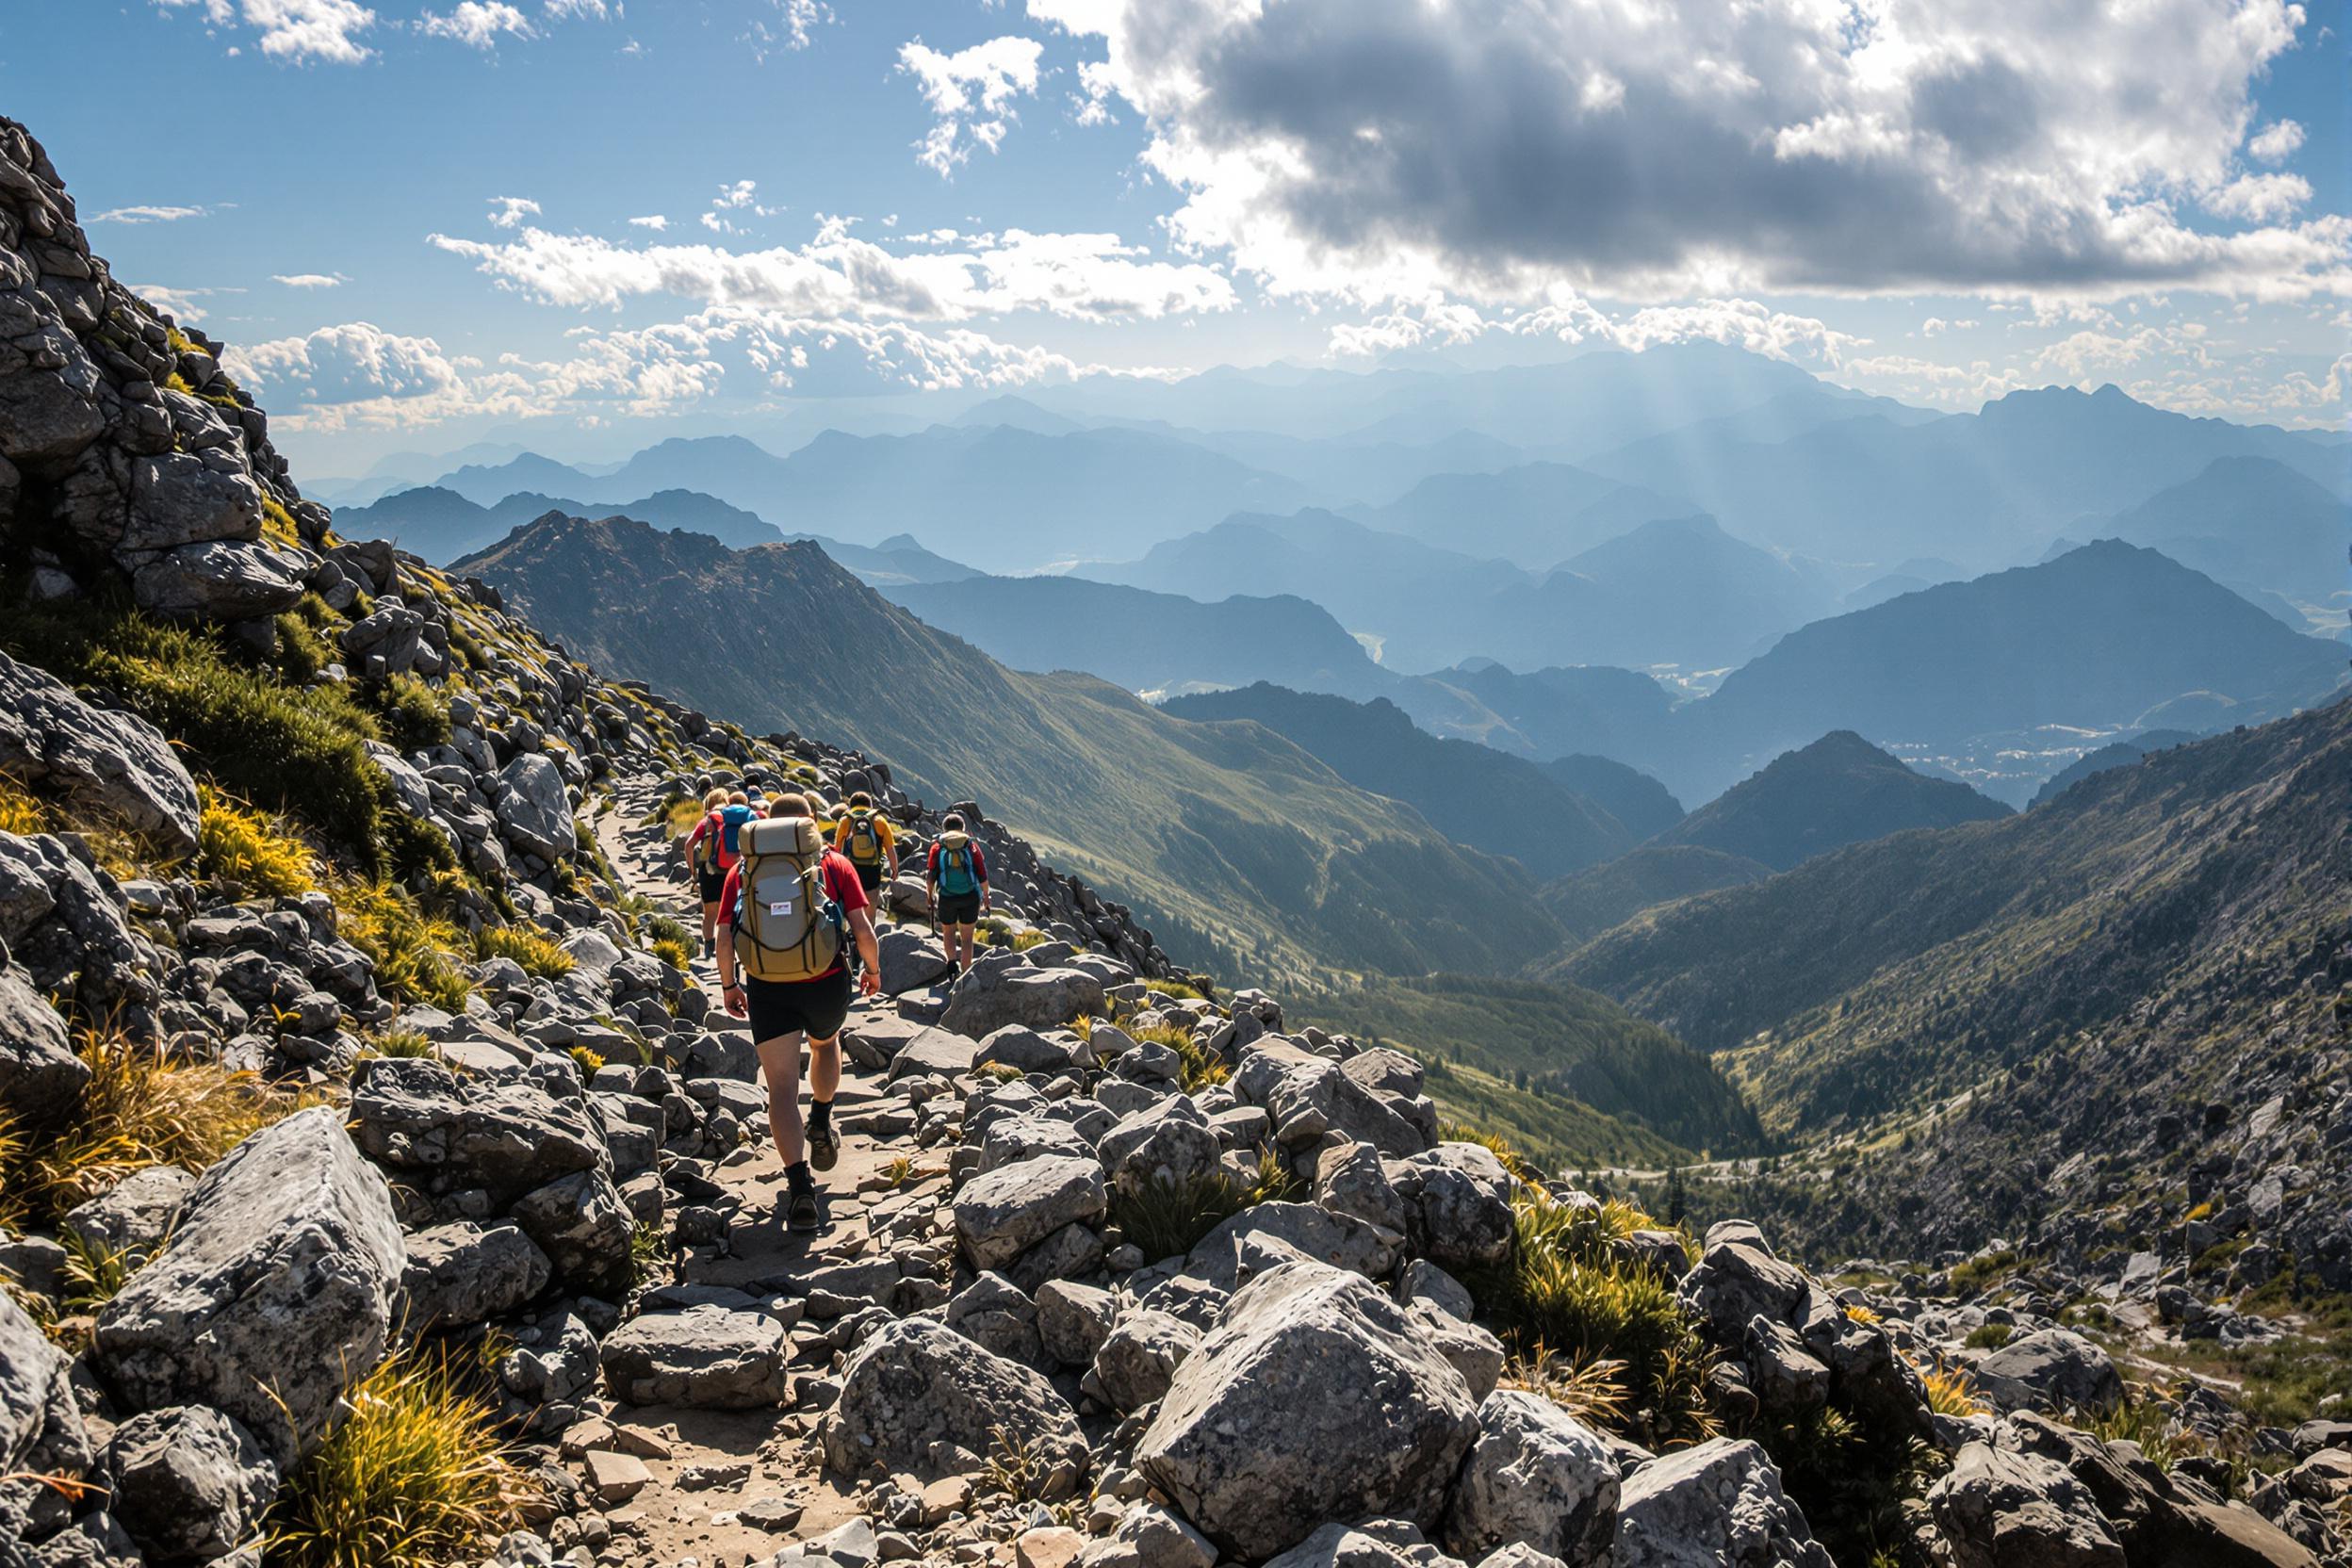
top-left (456, 516), bottom-right (1564, 984)
top-left (1653, 729), bottom-right (2010, 871)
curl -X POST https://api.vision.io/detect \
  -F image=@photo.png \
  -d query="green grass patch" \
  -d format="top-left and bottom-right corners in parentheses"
top-left (474, 924), bottom-right (576, 980)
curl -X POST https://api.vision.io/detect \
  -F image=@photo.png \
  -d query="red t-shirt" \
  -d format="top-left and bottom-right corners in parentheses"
top-left (721, 849), bottom-right (869, 980)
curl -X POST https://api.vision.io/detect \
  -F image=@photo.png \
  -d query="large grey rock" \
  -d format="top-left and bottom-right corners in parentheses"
top-left (1093, 1310), bottom-right (1201, 1413)
top-left (975, 1023), bottom-right (1081, 1076)
top-left (944, 1272), bottom-right (1045, 1367)
top-left (0, 963), bottom-right (86, 1124)
top-left (131, 538), bottom-right (306, 621)
top-left (350, 1056), bottom-right (607, 1205)
top-left (1084, 1500), bottom-right (1218, 1568)
top-left (1928, 1442), bottom-right (2125, 1568)
top-left (939, 958), bottom-right (1106, 1039)
top-left (510, 1168), bottom-right (635, 1295)
top-left (0, 648), bottom-right (201, 854)
top-left (823, 1315), bottom-right (1086, 1487)
top-left (599, 1305), bottom-right (792, 1409)
top-left (1973, 1329), bottom-right (2125, 1415)
top-left (1676, 1221), bottom-right (1812, 1347)
top-left (876, 926), bottom-right (952, 997)
top-left (104, 1404), bottom-right (279, 1565)
top-left (1610, 1439), bottom-right (1831, 1568)
top-left (0, 832), bottom-right (160, 1030)
top-left (1316, 1140), bottom-right (1410, 1235)
top-left (0, 1287), bottom-right (91, 1544)
top-left (954, 1154), bottom-right (1106, 1272)
top-left (980, 1113), bottom-right (1098, 1175)
top-left (888, 1026), bottom-right (977, 1082)
top-left (24, 1509), bottom-right (145, 1568)
top-left (494, 752), bottom-right (575, 864)
top-left (1135, 1261), bottom-right (1481, 1559)
top-left (124, 452), bottom-right (262, 553)
top-left (92, 1106), bottom-right (405, 1465)
top-left (1037, 1279), bottom-right (1119, 1367)
top-left (63, 1165), bottom-right (195, 1255)
top-left (1186, 1200), bottom-right (1401, 1288)
top-left (1263, 1057), bottom-right (1431, 1157)
top-left (1385, 1144), bottom-right (1515, 1271)
top-left (399, 1221), bottom-right (551, 1331)
top-left (1262, 1520), bottom-right (1465, 1568)
top-left (1443, 1390), bottom-right (1619, 1566)
top-left (1099, 1096), bottom-right (1223, 1194)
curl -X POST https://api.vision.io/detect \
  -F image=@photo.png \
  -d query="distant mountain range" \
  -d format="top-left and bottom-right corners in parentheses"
top-left (1159, 683), bottom-right (1636, 880)
top-left (452, 515), bottom-right (1564, 981)
top-left (2098, 455), bottom-right (2347, 614)
top-left (2026, 728), bottom-right (2202, 808)
top-left (1349, 461), bottom-right (1694, 571)
top-left (1652, 730), bottom-right (2011, 871)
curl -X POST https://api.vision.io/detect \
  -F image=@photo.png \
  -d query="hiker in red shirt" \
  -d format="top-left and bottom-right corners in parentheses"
top-left (682, 786), bottom-right (738, 957)
top-left (715, 792), bottom-right (881, 1231)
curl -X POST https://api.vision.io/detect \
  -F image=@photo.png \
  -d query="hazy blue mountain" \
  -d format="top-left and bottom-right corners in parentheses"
top-left (1160, 683), bottom-right (1636, 879)
top-left (952, 395), bottom-right (1086, 435)
top-left (1434, 662), bottom-right (1681, 772)
top-left (1652, 730), bottom-right (2012, 871)
top-left (592, 435), bottom-right (798, 513)
top-left (431, 451), bottom-right (601, 506)
top-left (1673, 540), bottom-right (2349, 801)
top-left (1353, 462), bottom-right (1692, 569)
top-left (2101, 455), bottom-right (2348, 609)
top-left (1538, 755), bottom-right (1684, 841)
top-left (1585, 383), bottom-right (2352, 567)
top-left (2027, 729), bottom-right (2203, 808)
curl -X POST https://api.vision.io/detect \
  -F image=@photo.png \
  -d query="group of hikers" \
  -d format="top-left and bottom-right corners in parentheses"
top-left (681, 777), bottom-right (990, 1230)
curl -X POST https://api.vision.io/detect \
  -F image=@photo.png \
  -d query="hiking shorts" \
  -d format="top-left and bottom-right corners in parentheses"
top-left (697, 867), bottom-right (726, 904)
top-left (853, 861), bottom-right (885, 898)
top-left (937, 890), bottom-right (981, 926)
top-left (743, 966), bottom-right (853, 1045)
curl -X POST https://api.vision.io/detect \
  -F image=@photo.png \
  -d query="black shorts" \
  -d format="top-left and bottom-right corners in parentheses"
top-left (697, 868), bottom-right (726, 904)
top-left (853, 862), bottom-right (885, 896)
top-left (937, 890), bottom-right (981, 926)
top-left (743, 966), bottom-right (853, 1044)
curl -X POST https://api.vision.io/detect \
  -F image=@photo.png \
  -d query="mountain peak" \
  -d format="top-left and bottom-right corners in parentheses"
top-left (1658, 727), bottom-right (2010, 870)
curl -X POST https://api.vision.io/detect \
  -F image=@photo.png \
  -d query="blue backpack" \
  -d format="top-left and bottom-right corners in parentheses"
top-left (720, 803), bottom-right (755, 858)
top-left (937, 833), bottom-right (979, 896)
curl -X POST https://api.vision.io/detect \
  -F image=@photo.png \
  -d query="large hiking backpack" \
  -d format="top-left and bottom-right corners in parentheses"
top-left (843, 808), bottom-right (886, 867)
top-left (718, 802), bottom-right (755, 862)
top-left (936, 831), bottom-right (979, 896)
top-left (730, 818), bottom-right (844, 984)
top-left (692, 811), bottom-right (724, 875)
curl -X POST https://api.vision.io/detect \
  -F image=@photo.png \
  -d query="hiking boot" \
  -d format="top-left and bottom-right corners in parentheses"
top-left (807, 1117), bottom-right (840, 1173)
top-left (785, 1179), bottom-right (820, 1233)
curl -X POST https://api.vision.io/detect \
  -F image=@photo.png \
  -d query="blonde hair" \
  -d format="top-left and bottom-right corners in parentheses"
top-left (702, 787), bottom-right (727, 809)
top-left (768, 791), bottom-right (813, 819)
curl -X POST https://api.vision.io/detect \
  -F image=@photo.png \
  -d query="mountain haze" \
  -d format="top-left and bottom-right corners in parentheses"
top-left (1653, 730), bottom-right (2012, 871)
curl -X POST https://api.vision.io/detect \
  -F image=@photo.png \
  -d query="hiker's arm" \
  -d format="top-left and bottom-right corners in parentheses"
top-left (848, 907), bottom-right (881, 995)
top-left (715, 924), bottom-right (746, 1017)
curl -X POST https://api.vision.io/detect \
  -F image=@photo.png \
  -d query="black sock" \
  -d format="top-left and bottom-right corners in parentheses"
top-left (785, 1158), bottom-right (812, 1188)
top-left (808, 1097), bottom-right (832, 1129)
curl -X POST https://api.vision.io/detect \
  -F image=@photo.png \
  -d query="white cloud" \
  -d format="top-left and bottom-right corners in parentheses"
top-left (271, 271), bottom-right (347, 287)
top-left (155, 0), bottom-right (380, 63)
top-left (226, 321), bottom-right (476, 429)
top-left (131, 285), bottom-right (216, 322)
top-left (896, 35), bottom-right (1045, 176)
top-left (1326, 291), bottom-right (1864, 367)
top-left (91, 204), bottom-right (211, 223)
top-left (2205, 172), bottom-right (2312, 222)
top-left (699, 180), bottom-right (779, 235)
top-left (487, 195), bottom-right (542, 229)
top-left (1919, 317), bottom-right (1979, 336)
top-left (542, 0), bottom-right (606, 17)
top-left (748, 0), bottom-right (830, 57)
top-left (1042, 0), bottom-right (2347, 305)
top-left (628, 215), bottom-right (670, 231)
top-left (2247, 119), bottom-right (2306, 163)
top-left (427, 219), bottom-right (1235, 322)
top-left (417, 2), bottom-right (533, 47)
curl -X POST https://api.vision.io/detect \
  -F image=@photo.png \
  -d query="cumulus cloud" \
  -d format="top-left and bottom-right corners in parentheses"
top-left (2206, 172), bottom-right (2312, 222)
top-left (417, 2), bottom-right (533, 47)
top-left (1038, 0), bottom-right (2347, 303)
top-left (628, 215), bottom-right (670, 231)
top-left (896, 35), bottom-right (1045, 175)
top-left (155, 0), bottom-right (380, 63)
top-left (130, 285), bottom-right (218, 322)
top-left (542, 0), bottom-right (606, 17)
top-left (230, 321), bottom-right (466, 403)
top-left (428, 218), bottom-right (1234, 321)
top-left (748, 0), bottom-right (831, 57)
top-left (91, 204), bottom-right (211, 223)
top-left (271, 272), bottom-right (347, 287)
top-left (487, 195), bottom-right (542, 229)
top-left (2247, 119), bottom-right (2306, 163)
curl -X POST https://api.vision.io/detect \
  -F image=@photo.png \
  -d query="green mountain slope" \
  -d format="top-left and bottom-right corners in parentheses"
top-left (1538, 755), bottom-right (1684, 841)
top-left (1558, 694), bottom-right (2352, 1137)
top-left (1161, 683), bottom-right (1634, 879)
top-left (1538, 844), bottom-right (1772, 948)
top-left (455, 515), bottom-right (1563, 983)
top-left (1296, 974), bottom-right (1764, 1157)
top-left (1653, 729), bottom-right (2011, 871)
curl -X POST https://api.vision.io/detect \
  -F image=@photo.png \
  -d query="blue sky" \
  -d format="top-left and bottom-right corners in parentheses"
top-left (6, 0), bottom-right (2346, 476)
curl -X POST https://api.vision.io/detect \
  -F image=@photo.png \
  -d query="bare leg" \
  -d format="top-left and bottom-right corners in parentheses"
top-left (756, 1031), bottom-right (808, 1166)
top-left (699, 899), bottom-right (719, 946)
top-left (808, 1035), bottom-right (841, 1106)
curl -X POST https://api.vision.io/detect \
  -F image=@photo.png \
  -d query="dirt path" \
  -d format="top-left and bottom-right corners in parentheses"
top-left (581, 780), bottom-right (952, 1568)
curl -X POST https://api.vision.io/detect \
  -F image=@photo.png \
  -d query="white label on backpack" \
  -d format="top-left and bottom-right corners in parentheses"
top-left (770, 900), bottom-right (792, 916)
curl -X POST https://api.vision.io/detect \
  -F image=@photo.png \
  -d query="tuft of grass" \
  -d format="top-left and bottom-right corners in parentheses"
top-left (366, 674), bottom-right (450, 754)
top-left (1920, 1363), bottom-right (1987, 1417)
top-left (0, 1029), bottom-right (325, 1230)
top-left (567, 1045), bottom-right (605, 1078)
top-left (196, 788), bottom-right (317, 896)
top-left (1108, 1153), bottom-right (1298, 1263)
top-left (58, 1228), bottom-right (149, 1322)
top-left (266, 1344), bottom-right (526, 1568)
top-left (628, 1219), bottom-right (670, 1292)
top-left (1963, 1323), bottom-right (2013, 1350)
top-left (1505, 1344), bottom-right (1632, 1431)
top-left (1949, 1250), bottom-right (2026, 1296)
top-left (260, 494), bottom-right (302, 547)
top-left (645, 913), bottom-right (692, 949)
top-left (336, 879), bottom-right (473, 1013)
top-left (0, 772), bottom-right (44, 836)
top-left (1006, 928), bottom-right (1052, 953)
top-left (362, 1029), bottom-right (437, 1061)
top-left (1146, 977), bottom-right (1204, 1003)
top-left (1123, 1020), bottom-right (1228, 1089)
top-left (876, 1154), bottom-right (916, 1190)
top-left (474, 924), bottom-right (576, 980)
top-left (649, 938), bottom-right (691, 972)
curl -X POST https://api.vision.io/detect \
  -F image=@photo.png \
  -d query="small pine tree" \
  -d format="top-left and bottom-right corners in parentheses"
top-left (1664, 1165), bottom-right (1689, 1227)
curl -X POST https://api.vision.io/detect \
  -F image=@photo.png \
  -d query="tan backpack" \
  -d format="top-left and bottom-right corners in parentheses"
top-left (730, 817), bottom-right (844, 983)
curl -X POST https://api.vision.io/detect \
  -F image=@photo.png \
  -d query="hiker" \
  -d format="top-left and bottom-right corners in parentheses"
top-left (833, 792), bottom-right (901, 935)
top-left (927, 812), bottom-right (989, 976)
top-left (715, 792), bottom-right (881, 1231)
top-left (683, 787), bottom-right (754, 957)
